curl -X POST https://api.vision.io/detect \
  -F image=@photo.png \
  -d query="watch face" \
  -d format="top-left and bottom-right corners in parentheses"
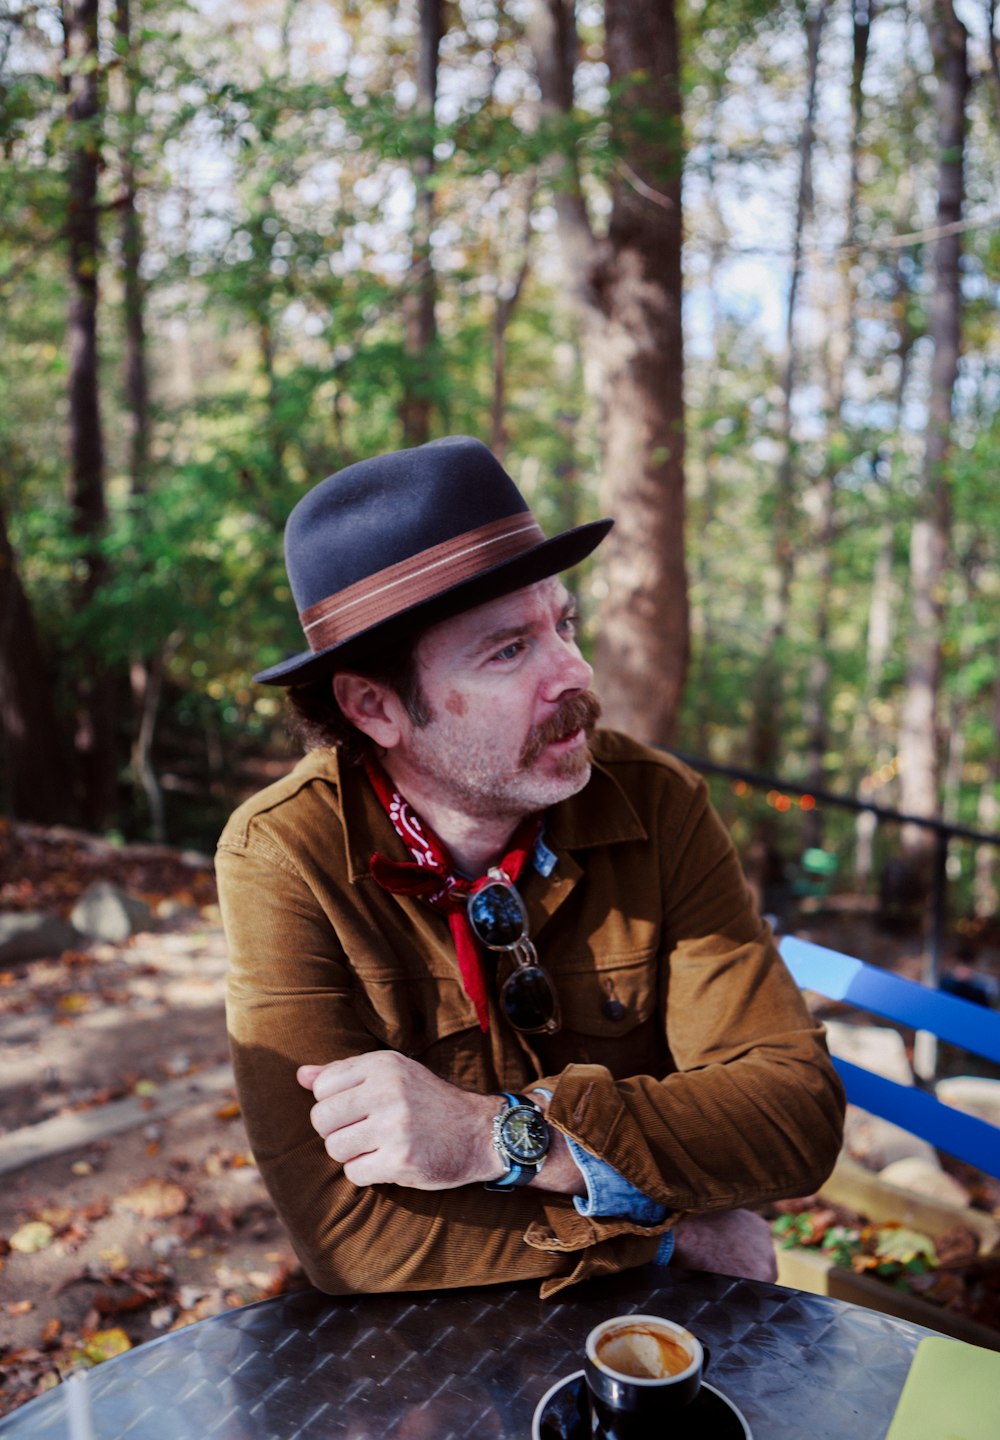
top-left (501, 1106), bottom-right (549, 1164)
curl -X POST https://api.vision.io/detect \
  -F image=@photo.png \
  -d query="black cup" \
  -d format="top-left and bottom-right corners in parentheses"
top-left (584, 1315), bottom-right (705, 1439)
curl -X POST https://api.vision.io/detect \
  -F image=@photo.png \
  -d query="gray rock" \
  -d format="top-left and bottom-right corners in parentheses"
top-left (70, 881), bottom-right (153, 943)
top-left (0, 911), bottom-right (78, 965)
top-left (823, 1019), bottom-right (915, 1084)
top-left (842, 1108), bottom-right (941, 1171)
top-left (935, 1076), bottom-right (1000, 1129)
top-left (823, 1022), bottom-right (942, 1170)
top-left (878, 1157), bottom-right (971, 1206)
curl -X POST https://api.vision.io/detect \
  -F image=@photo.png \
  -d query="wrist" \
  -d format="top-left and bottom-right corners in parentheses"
top-left (484, 1091), bottom-right (551, 1191)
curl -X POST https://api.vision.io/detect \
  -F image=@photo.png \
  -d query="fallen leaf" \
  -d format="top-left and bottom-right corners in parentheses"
top-left (118, 1180), bottom-right (188, 1220)
top-left (71, 1161), bottom-right (94, 1177)
top-left (98, 1245), bottom-right (130, 1273)
top-left (215, 1100), bottom-right (241, 1121)
top-left (56, 993), bottom-right (91, 1015)
top-left (41, 1318), bottom-right (63, 1346)
top-left (74, 1328), bottom-right (133, 1365)
top-left (37, 1207), bottom-right (73, 1232)
top-left (6, 1300), bottom-right (34, 1316)
top-left (873, 1226), bottom-right (937, 1268)
top-left (9, 1222), bottom-right (56, 1254)
top-left (133, 1079), bottom-right (158, 1098)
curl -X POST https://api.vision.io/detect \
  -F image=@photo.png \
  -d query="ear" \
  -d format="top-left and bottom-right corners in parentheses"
top-left (333, 672), bottom-right (404, 751)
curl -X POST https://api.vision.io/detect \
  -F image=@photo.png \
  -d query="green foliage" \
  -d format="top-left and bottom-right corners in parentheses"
top-left (0, 0), bottom-right (997, 865)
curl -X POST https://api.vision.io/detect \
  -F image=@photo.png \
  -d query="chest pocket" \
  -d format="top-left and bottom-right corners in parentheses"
top-left (528, 950), bottom-right (668, 1080)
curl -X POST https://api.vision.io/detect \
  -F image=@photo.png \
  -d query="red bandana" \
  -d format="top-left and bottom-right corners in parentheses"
top-left (364, 759), bottom-right (541, 1031)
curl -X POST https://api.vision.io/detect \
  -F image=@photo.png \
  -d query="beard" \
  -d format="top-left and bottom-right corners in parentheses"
top-left (396, 690), bottom-right (603, 822)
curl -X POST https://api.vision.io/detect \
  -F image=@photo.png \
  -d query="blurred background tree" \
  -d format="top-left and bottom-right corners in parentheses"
top-left (0, 0), bottom-right (997, 922)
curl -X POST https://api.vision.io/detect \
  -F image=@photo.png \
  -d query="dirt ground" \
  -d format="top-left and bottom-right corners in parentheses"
top-left (0, 825), bottom-right (305, 1419)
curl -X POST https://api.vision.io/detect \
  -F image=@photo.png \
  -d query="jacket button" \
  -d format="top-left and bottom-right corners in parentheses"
top-left (600, 978), bottom-right (626, 1021)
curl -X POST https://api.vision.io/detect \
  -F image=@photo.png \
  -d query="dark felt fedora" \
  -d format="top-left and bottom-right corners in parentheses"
top-left (254, 435), bottom-right (612, 685)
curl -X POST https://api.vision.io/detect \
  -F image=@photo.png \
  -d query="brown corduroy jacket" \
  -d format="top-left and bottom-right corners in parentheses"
top-left (217, 731), bottom-right (844, 1298)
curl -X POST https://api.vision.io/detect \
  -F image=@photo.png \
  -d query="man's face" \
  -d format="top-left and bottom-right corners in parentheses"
top-left (382, 577), bottom-right (599, 823)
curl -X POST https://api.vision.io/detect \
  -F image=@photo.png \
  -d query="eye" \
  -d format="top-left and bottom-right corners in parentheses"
top-left (491, 640), bottom-right (526, 663)
top-left (558, 611), bottom-right (580, 639)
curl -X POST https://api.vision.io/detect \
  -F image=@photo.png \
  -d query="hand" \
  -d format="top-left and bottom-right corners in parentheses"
top-left (671, 1208), bottom-right (777, 1283)
top-left (297, 1052), bottom-right (504, 1190)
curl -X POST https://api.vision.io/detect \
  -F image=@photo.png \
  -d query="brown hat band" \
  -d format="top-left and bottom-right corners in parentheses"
top-left (299, 513), bottom-right (547, 652)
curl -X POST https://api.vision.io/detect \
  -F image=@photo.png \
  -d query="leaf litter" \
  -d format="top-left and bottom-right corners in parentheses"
top-left (0, 828), bottom-right (306, 1419)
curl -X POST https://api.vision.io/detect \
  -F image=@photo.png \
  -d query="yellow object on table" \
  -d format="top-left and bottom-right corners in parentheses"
top-left (885, 1336), bottom-right (1000, 1440)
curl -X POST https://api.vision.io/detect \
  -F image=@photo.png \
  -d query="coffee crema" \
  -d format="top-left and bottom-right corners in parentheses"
top-left (595, 1324), bottom-right (693, 1380)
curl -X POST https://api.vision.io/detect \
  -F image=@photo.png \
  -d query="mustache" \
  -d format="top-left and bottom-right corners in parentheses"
top-left (519, 691), bottom-right (602, 768)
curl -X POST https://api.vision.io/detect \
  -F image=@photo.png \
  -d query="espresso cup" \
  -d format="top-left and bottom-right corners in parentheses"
top-left (584, 1315), bottom-right (705, 1439)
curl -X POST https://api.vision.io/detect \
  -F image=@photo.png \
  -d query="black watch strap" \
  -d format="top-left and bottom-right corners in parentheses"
top-left (484, 1091), bottom-right (549, 1192)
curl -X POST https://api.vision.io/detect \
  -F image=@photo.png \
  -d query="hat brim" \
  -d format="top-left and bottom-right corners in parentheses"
top-left (253, 517), bottom-right (613, 686)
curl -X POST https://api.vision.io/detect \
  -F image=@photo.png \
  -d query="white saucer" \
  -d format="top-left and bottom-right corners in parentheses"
top-left (532, 1368), bottom-right (753, 1439)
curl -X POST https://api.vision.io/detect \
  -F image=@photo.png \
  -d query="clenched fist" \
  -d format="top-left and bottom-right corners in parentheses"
top-left (297, 1051), bottom-right (504, 1190)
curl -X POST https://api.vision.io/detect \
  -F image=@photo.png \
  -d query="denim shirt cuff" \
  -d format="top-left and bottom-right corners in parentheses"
top-left (564, 1134), bottom-right (669, 1227)
top-left (654, 1227), bottom-right (676, 1265)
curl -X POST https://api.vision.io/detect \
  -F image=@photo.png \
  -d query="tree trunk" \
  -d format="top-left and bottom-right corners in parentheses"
top-left (687, 87), bottom-right (728, 758)
top-left (526, 1), bottom-right (606, 336)
top-left (490, 186), bottom-right (535, 465)
top-left (974, 632), bottom-right (1000, 917)
top-left (897, 0), bottom-right (967, 872)
top-left (400, 0), bottom-right (441, 447)
top-left (853, 60), bottom-right (920, 886)
top-left (591, 0), bottom-right (688, 746)
top-left (803, 0), bottom-right (869, 849)
top-left (853, 525), bottom-right (896, 888)
top-left (0, 503), bottom-right (75, 822)
top-left (64, 0), bottom-right (117, 830)
top-left (114, 0), bottom-right (151, 494)
top-left (129, 631), bottom-right (181, 843)
top-left (528, 0), bottom-right (688, 745)
top-left (748, 1), bottom-right (827, 775)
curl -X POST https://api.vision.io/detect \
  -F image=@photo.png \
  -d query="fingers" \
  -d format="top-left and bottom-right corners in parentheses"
top-left (309, 1083), bottom-right (370, 1143)
top-left (297, 1051), bottom-right (407, 1102)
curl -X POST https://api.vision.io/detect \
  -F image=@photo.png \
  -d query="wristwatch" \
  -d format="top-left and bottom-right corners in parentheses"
top-left (484, 1092), bottom-right (550, 1191)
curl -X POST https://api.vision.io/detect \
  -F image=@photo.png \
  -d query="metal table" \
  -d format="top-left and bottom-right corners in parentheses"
top-left (0, 1268), bottom-right (935, 1439)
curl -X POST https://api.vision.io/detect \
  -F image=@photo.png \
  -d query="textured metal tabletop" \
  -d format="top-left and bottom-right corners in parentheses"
top-left (0, 1268), bottom-right (934, 1439)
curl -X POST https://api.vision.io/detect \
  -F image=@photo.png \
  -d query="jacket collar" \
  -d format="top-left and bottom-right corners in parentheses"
top-left (331, 729), bottom-right (648, 886)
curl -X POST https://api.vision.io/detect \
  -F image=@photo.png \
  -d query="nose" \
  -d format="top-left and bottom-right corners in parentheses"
top-left (541, 636), bottom-right (593, 702)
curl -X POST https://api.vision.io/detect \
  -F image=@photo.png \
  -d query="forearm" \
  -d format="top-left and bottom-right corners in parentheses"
top-left (539, 1039), bottom-right (844, 1213)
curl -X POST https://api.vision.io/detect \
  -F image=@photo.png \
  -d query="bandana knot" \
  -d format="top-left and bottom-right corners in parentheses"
top-left (364, 758), bottom-right (540, 1031)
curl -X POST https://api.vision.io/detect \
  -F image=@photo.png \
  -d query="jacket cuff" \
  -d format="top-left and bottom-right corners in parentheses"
top-left (522, 1196), bottom-right (676, 1298)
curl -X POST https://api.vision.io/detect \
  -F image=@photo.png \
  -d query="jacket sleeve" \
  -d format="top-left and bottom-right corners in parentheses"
top-left (536, 775), bottom-right (846, 1236)
top-left (218, 827), bottom-right (670, 1297)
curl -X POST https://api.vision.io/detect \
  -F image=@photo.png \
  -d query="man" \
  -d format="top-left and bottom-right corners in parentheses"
top-left (217, 435), bottom-right (844, 1299)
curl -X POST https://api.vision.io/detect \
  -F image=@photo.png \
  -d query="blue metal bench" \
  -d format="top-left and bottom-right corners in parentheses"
top-left (779, 936), bottom-right (1000, 1179)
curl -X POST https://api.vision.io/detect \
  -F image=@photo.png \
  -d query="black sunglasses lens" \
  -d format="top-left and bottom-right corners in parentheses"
top-left (502, 965), bottom-right (558, 1033)
top-left (469, 883), bottom-right (525, 948)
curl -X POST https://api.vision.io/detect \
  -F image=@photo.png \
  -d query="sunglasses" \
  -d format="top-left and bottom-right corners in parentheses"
top-left (467, 869), bottom-right (561, 1035)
